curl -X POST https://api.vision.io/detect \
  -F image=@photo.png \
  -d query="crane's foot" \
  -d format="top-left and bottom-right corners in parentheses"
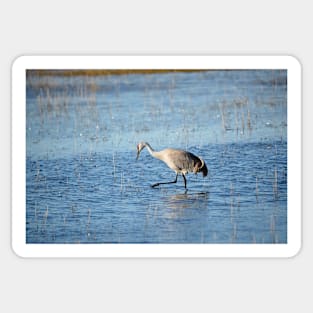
top-left (151, 180), bottom-right (177, 188)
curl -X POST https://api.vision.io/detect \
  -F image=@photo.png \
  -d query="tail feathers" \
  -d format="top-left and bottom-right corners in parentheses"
top-left (195, 157), bottom-right (208, 177)
top-left (201, 162), bottom-right (208, 177)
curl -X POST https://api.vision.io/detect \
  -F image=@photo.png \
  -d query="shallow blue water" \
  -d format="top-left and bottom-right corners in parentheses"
top-left (26, 70), bottom-right (287, 243)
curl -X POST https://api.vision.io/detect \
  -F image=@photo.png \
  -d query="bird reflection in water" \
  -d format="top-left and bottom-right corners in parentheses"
top-left (162, 191), bottom-right (209, 216)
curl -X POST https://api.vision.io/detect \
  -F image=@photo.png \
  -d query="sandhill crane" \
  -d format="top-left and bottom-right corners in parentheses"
top-left (136, 141), bottom-right (208, 189)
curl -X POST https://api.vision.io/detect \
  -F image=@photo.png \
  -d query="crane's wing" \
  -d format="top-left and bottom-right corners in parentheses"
top-left (162, 149), bottom-right (207, 176)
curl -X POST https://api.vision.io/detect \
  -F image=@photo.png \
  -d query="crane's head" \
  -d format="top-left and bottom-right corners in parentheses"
top-left (136, 142), bottom-right (146, 160)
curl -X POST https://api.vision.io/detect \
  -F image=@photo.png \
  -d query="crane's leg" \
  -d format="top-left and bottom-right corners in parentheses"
top-left (151, 173), bottom-right (178, 188)
top-left (182, 173), bottom-right (187, 189)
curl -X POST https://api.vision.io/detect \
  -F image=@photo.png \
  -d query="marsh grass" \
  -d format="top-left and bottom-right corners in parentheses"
top-left (218, 97), bottom-right (253, 138)
top-left (230, 182), bottom-right (235, 222)
top-left (273, 167), bottom-right (278, 200)
top-left (231, 222), bottom-right (237, 242)
top-left (120, 172), bottom-right (125, 193)
top-left (219, 101), bottom-right (227, 131)
top-left (112, 152), bottom-right (117, 181)
top-left (255, 176), bottom-right (259, 202)
top-left (270, 214), bottom-right (278, 243)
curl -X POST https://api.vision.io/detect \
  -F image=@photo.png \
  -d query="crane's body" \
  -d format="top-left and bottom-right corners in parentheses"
top-left (136, 142), bottom-right (208, 189)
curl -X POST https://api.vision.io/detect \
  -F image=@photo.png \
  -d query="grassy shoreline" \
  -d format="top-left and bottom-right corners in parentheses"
top-left (27, 69), bottom-right (208, 77)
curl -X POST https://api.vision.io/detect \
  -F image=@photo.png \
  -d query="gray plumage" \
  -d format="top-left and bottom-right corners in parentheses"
top-left (136, 141), bottom-right (208, 189)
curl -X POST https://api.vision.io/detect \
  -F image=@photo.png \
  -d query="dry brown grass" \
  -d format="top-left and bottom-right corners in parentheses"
top-left (27, 69), bottom-right (207, 77)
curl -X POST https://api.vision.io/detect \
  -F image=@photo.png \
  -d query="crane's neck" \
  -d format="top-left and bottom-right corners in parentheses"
top-left (144, 142), bottom-right (162, 160)
top-left (144, 142), bottom-right (155, 155)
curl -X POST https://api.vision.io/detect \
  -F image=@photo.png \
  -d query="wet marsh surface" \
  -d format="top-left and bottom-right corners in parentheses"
top-left (26, 70), bottom-right (287, 243)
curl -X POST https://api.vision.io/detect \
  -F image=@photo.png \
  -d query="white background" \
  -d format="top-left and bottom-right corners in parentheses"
top-left (1, 1), bottom-right (310, 312)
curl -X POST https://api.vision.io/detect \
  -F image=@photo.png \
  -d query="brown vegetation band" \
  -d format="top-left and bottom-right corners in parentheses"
top-left (26, 69), bottom-right (209, 77)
